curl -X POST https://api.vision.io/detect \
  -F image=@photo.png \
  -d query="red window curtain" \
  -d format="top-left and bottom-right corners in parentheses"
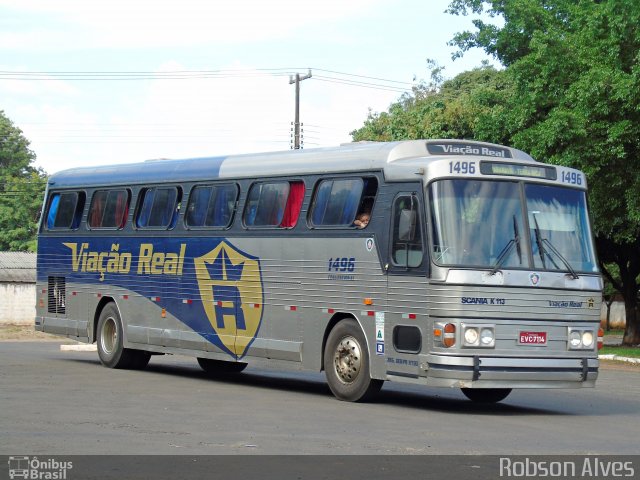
top-left (115, 192), bottom-right (129, 229)
top-left (280, 181), bottom-right (305, 228)
top-left (90, 194), bottom-right (104, 227)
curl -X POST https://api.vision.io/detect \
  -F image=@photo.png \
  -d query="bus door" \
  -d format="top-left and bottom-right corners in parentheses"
top-left (385, 192), bottom-right (428, 380)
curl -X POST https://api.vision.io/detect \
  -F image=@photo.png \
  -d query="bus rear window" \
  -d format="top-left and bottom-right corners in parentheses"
top-left (88, 189), bottom-right (130, 229)
top-left (45, 192), bottom-right (85, 230)
top-left (310, 177), bottom-right (377, 227)
top-left (136, 187), bottom-right (181, 229)
top-left (186, 184), bottom-right (238, 228)
top-left (243, 181), bottom-right (304, 228)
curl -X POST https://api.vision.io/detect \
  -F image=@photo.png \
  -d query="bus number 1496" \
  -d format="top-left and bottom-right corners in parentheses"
top-left (449, 161), bottom-right (476, 175)
top-left (328, 257), bottom-right (355, 272)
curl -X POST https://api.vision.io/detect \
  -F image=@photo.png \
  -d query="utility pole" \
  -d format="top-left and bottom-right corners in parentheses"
top-left (289, 69), bottom-right (312, 149)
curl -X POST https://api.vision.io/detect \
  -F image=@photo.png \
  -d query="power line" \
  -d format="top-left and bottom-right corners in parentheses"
top-left (0, 67), bottom-right (414, 94)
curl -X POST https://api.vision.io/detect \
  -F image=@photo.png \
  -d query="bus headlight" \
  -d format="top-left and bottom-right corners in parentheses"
top-left (480, 328), bottom-right (495, 347)
top-left (464, 327), bottom-right (479, 346)
top-left (462, 325), bottom-right (495, 348)
top-left (582, 331), bottom-right (594, 348)
top-left (569, 330), bottom-right (582, 348)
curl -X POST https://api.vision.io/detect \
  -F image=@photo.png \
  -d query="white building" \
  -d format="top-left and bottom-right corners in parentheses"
top-left (0, 252), bottom-right (36, 325)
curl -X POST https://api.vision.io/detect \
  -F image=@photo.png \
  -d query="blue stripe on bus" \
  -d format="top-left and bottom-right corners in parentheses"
top-left (37, 235), bottom-right (264, 360)
top-left (48, 156), bottom-right (228, 188)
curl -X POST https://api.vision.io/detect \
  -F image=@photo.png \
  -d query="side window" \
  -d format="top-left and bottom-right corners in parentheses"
top-left (136, 186), bottom-right (182, 229)
top-left (45, 191), bottom-right (85, 230)
top-left (391, 194), bottom-right (424, 268)
top-left (310, 177), bottom-right (377, 228)
top-left (243, 181), bottom-right (291, 228)
top-left (185, 184), bottom-right (238, 228)
top-left (88, 189), bottom-right (130, 229)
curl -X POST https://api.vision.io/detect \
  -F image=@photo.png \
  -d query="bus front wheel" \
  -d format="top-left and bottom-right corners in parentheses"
top-left (461, 388), bottom-right (512, 403)
top-left (97, 302), bottom-right (150, 369)
top-left (324, 318), bottom-right (383, 402)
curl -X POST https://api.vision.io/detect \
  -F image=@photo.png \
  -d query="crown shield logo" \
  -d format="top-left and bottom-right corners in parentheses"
top-left (194, 241), bottom-right (263, 359)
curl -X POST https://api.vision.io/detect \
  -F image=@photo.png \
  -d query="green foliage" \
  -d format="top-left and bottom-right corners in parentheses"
top-left (351, 63), bottom-right (514, 144)
top-left (0, 110), bottom-right (47, 251)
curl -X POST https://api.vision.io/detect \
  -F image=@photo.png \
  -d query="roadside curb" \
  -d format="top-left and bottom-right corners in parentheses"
top-left (599, 354), bottom-right (640, 364)
top-left (60, 344), bottom-right (97, 352)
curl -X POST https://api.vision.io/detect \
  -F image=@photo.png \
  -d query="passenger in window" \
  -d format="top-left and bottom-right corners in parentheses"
top-left (354, 198), bottom-right (373, 229)
top-left (354, 212), bottom-right (370, 229)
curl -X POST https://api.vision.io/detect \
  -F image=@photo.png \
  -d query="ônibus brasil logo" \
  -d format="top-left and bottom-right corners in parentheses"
top-left (8, 456), bottom-right (73, 479)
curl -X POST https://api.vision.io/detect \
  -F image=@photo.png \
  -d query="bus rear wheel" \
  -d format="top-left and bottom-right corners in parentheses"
top-left (197, 357), bottom-right (247, 375)
top-left (461, 388), bottom-right (512, 403)
top-left (97, 302), bottom-right (150, 369)
top-left (324, 318), bottom-right (383, 402)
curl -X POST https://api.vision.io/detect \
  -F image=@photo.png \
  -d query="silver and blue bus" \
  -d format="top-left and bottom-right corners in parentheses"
top-left (36, 140), bottom-right (603, 403)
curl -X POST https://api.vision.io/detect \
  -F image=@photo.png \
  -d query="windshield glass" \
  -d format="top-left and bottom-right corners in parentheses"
top-left (429, 179), bottom-right (598, 273)
top-left (526, 184), bottom-right (598, 273)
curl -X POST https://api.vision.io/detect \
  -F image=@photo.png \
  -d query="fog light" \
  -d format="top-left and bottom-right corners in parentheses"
top-left (480, 328), bottom-right (495, 346)
top-left (569, 330), bottom-right (582, 348)
top-left (582, 331), bottom-right (594, 348)
top-left (464, 328), bottom-right (479, 346)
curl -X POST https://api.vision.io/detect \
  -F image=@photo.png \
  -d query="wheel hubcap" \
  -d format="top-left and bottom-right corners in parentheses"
top-left (100, 317), bottom-right (117, 355)
top-left (333, 335), bottom-right (362, 384)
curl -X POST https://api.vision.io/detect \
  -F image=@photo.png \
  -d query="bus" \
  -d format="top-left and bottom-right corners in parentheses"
top-left (35, 139), bottom-right (603, 403)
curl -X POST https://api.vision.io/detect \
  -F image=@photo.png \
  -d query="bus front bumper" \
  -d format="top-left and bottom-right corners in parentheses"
top-left (420, 354), bottom-right (599, 389)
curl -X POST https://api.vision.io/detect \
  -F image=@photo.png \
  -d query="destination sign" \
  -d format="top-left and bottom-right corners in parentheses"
top-left (480, 161), bottom-right (557, 180)
top-left (427, 141), bottom-right (513, 158)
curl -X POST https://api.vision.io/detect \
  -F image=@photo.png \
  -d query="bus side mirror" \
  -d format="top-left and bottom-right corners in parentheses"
top-left (398, 209), bottom-right (416, 241)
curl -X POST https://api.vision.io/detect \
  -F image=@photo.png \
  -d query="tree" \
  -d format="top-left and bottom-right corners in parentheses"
top-left (0, 110), bottom-right (47, 251)
top-left (352, 62), bottom-right (514, 143)
top-left (446, 0), bottom-right (640, 345)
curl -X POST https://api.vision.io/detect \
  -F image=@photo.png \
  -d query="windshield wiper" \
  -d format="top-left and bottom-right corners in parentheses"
top-left (532, 214), bottom-right (579, 279)
top-left (541, 238), bottom-right (579, 279)
top-left (532, 214), bottom-right (547, 269)
top-left (490, 215), bottom-right (522, 274)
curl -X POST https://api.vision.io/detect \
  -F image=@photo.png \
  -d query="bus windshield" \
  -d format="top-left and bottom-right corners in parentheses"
top-left (429, 179), bottom-right (598, 273)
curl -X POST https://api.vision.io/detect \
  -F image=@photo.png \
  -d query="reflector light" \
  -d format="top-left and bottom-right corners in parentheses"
top-left (597, 328), bottom-right (604, 350)
top-left (443, 323), bottom-right (456, 348)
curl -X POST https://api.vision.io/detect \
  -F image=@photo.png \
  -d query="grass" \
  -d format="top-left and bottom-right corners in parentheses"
top-left (603, 329), bottom-right (624, 336)
top-left (600, 345), bottom-right (640, 358)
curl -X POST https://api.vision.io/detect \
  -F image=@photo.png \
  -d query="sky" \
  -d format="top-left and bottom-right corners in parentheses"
top-left (0, 0), bottom-right (498, 174)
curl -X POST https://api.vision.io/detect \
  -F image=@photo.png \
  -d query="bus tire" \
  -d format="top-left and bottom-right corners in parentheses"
top-left (461, 388), bottom-right (512, 403)
top-left (96, 302), bottom-right (136, 369)
top-left (197, 357), bottom-right (247, 375)
top-left (324, 318), bottom-right (383, 402)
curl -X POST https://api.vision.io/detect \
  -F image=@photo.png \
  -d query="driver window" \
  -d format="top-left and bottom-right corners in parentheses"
top-left (391, 194), bottom-right (424, 268)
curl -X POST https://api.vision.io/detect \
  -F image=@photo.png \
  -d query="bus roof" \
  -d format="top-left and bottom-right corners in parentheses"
top-left (47, 140), bottom-right (536, 188)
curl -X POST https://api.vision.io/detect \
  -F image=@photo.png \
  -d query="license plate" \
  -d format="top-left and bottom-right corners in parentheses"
top-left (519, 331), bottom-right (547, 345)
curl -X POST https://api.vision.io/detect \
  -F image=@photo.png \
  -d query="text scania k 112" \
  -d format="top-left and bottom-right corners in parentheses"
top-left (36, 139), bottom-right (603, 403)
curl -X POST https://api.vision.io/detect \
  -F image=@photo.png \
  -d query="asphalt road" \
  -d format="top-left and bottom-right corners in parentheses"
top-left (2, 342), bottom-right (639, 455)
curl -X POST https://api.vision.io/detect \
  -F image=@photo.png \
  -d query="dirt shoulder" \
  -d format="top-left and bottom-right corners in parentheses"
top-left (0, 324), bottom-right (74, 342)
